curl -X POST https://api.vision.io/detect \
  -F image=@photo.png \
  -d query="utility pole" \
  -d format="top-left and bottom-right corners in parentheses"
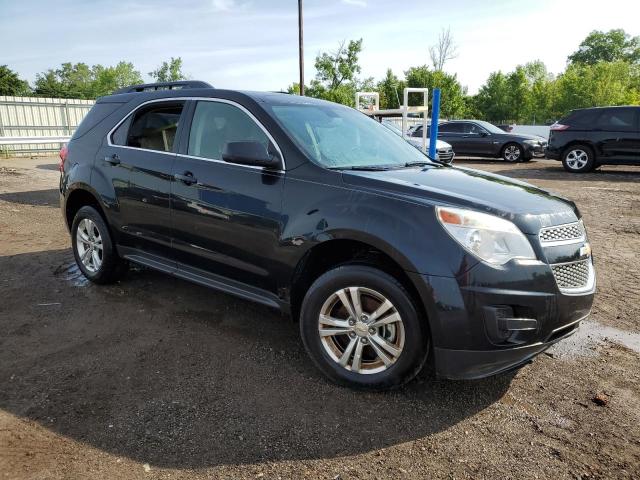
top-left (298, 0), bottom-right (304, 96)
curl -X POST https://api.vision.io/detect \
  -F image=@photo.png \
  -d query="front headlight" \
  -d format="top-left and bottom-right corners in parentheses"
top-left (436, 206), bottom-right (536, 266)
top-left (523, 139), bottom-right (539, 146)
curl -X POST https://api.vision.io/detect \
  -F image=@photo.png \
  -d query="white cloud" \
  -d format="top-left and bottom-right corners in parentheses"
top-left (212, 0), bottom-right (237, 11)
top-left (342, 0), bottom-right (367, 7)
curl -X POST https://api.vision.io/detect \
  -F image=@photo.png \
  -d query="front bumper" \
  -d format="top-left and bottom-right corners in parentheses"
top-left (408, 256), bottom-right (595, 380)
top-left (524, 143), bottom-right (547, 158)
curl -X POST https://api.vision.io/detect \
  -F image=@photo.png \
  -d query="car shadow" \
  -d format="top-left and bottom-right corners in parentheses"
top-left (36, 163), bottom-right (60, 171)
top-left (0, 188), bottom-right (59, 207)
top-left (0, 249), bottom-right (516, 469)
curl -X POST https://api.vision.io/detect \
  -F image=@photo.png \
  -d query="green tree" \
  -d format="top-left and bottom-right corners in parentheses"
top-left (34, 62), bottom-right (94, 98)
top-left (404, 65), bottom-right (467, 118)
top-left (473, 71), bottom-right (511, 122)
top-left (376, 68), bottom-right (404, 109)
top-left (568, 29), bottom-right (640, 65)
top-left (149, 57), bottom-right (187, 82)
top-left (93, 62), bottom-right (143, 96)
top-left (552, 61), bottom-right (640, 117)
top-left (0, 65), bottom-right (31, 96)
top-left (290, 39), bottom-right (366, 107)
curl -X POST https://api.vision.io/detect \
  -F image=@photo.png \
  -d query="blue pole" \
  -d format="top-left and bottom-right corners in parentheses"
top-left (429, 88), bottom-right (441, 159)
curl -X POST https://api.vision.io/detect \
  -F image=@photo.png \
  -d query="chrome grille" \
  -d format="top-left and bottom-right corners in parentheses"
top-left (437, 148), bottom-right (454, 163)
top-left (551, 260), bottom-right (591, 290)
top-left (539, 221), bottom-right (584, 244)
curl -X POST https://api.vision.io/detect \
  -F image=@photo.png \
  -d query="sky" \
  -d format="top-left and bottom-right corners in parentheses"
top-left (1, 0), bottom-right (639, 94)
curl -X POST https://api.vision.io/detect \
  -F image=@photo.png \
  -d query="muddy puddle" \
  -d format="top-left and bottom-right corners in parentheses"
top-left (548, 319), bottom-right (640, 358)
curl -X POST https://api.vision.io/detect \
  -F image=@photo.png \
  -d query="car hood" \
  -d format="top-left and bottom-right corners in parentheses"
top-left (341, 165), bottom-right (579, 234)
top-left (405, 137), bottom-right (451, 149)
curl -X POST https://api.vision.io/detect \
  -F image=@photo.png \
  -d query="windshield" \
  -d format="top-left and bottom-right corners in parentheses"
top-left (472, 120), bottom-right (506, 134)
top-left (269, 103), bottom-right (434, 169)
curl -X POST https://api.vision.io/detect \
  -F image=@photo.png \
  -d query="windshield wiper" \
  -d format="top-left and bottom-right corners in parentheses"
top-left (328, 165), bottom-right (393, 171)
top-left (404, 160), bottom-right (434, 168)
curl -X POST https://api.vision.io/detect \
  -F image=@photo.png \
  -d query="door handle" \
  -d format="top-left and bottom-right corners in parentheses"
top-left (104, 153), bottom-right (120, 165)
top-left (174, 172), bottom-right (197, 185)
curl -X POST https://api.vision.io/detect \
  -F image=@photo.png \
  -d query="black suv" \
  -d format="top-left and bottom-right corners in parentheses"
top-left (410, 120), bottom-right (547, 162)
top-left (60, 81), bottom-right (595, 390)
top-left (546, 106), bottom-right (640, 173)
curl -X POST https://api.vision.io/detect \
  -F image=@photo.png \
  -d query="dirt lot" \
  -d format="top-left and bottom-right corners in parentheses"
top-left (1, 156), bottom-right (639, 480)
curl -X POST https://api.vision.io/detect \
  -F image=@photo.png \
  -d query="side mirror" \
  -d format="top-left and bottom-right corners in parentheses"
top-left (222, 141), bottom-right (280, 169)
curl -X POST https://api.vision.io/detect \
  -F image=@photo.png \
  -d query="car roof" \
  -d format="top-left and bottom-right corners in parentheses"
top-left (98, 84), bottom-right (336, 108)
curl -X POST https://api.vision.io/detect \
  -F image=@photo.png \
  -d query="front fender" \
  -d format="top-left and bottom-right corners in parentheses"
top-left (281, 172), bottom-right (476, 277)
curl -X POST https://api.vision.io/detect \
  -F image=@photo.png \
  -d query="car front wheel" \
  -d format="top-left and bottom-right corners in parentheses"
top-left (562, 145), bottom-right (595, 173)
top-left (300, 265), bottom-right (429, 390)
top-left (502, 143), bottom-right (523, 162)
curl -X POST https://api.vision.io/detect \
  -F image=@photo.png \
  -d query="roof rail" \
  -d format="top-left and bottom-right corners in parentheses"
top-left (114, 80), bottom-right (213, 94)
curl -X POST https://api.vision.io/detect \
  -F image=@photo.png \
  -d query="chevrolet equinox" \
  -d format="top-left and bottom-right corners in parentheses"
top-left (59, 81), bottom-right (595, 390)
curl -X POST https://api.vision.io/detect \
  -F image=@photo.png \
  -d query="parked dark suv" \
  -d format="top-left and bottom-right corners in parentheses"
top-left (546, 106), bottom-right (640, 173)
top-left (60, 81), bottom-right (595, 390)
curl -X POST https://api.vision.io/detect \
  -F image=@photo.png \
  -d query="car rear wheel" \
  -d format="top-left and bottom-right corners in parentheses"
top-left (71, 206), bottom-right (127, 284)
top-left (300, 265), bottom-right (429, 390)
top-left (502, 143), bottom-right (523, 162)
top-left (562, 145), bottom-right (595, 173)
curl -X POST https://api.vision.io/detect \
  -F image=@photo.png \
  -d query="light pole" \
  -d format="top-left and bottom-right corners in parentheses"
top-left (298, 0), bottom-right (304, 96)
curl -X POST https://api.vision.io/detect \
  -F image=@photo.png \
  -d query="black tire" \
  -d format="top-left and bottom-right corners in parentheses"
top-left (562, 144), bottom-right (595, 173)
top-left (300, 265), bottom-right (429, 390)
top-left (71, 206), bottom-right (127, 284)
top-left (501, 143), bottom-right (523, 162)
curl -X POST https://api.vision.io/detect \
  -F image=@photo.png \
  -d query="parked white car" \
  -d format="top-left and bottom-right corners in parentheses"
top-left (381, 120), bottom-right (455, 164)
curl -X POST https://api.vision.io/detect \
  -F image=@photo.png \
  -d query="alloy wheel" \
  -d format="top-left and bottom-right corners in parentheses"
top-left (75, 218), bottom-right (103, 273)
top-left (565, 149), bottom-right (589, 170)
top-left (318, 286), bottom-right (405, 375)
top-left (504, 145), bottom-right (521, 161)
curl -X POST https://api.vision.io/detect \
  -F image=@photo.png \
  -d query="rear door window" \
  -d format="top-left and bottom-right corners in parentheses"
top-left (439, 123), bottom-right (463, 133)
top-left (113, 102), bottom-right (185, 152)
top-left (594, 108), bottom-right (637, 132)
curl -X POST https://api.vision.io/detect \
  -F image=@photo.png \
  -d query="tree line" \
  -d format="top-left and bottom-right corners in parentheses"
top-left (1, 29), bottom-right (639, 124)
top-left (288, 28), bottom-right (640, 124)
top-left (0, 57), bottom-right (186, 99)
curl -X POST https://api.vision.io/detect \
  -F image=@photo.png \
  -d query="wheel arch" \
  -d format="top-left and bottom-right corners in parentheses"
top-left (562, 140), bottom-right (597, 159)
top-left (289, 237), bottom-right (430, 334)
top-left (64, 185), bottom-right (110, 232)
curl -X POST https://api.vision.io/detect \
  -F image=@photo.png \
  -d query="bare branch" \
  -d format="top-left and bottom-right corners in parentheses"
top-left (429, 28), bottom-right (458, 71)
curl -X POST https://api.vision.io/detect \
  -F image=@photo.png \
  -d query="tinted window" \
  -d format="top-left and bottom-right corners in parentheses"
top-left (561, 109), bottom-right (600, 128)
top-left (111, 116), bottom-right (132, 146)
top-left (411, 125), bottom-right (423, 137)
top-left (188, 101), bottom-right (270, 160)
top-left (125, 102), bottom-right (184, 152)
top-left (439, 123), bottom-right (463, 133)
top-left (595, 108), bottom-right (637, 131)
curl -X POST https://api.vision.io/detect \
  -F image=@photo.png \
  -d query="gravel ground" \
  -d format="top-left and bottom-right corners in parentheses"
top-left (0, 156), bottom-right (639, 480)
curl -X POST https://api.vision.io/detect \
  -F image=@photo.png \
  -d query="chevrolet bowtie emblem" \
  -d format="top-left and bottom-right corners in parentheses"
top-left (579, 243), bottom-right (592, 258)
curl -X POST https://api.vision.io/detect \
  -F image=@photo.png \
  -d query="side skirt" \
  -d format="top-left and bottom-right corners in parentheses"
top-left (119, 246), bottom-right (288, 313)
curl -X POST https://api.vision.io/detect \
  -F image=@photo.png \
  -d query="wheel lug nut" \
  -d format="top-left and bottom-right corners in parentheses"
top-left (361, 338), bottom-right (368, 344)
top-left (349, 332), bottom-right (356, 339)
top-left (368, 328), bottom-right (375, 335)
top-left (348, 319), bottom-right (355, 326)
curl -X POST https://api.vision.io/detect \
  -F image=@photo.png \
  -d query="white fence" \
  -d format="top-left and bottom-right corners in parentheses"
top-left (0, 96), bottom-right (94, 157)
